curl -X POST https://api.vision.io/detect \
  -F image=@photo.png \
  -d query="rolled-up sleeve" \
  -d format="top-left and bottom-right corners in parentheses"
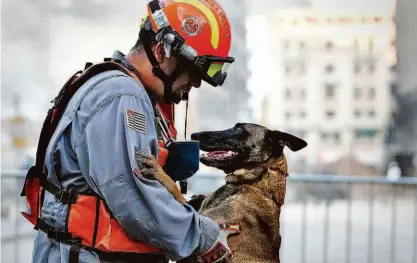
top-left (74, 80), bottom-right (219, 261)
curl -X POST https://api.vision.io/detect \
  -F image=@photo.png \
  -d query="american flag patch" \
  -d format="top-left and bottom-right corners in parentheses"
top-left (126, 109), bottom-right (147, 133)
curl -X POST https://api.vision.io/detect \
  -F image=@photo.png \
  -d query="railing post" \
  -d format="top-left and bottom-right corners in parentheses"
top-left (14, 179), bottom-right (20, 263)
top-left (390, 185), bottom-right (397, 263)
top-left (301, 182), bottom-right (308, 263)
top-left (413, 187), bottom-right (417, 263)
top-left (368, 183), bottom-right (374, 263)
top-left (323, 182), bottom-right (330, 263)
top-left (346, 182), bottom-right (352, 263)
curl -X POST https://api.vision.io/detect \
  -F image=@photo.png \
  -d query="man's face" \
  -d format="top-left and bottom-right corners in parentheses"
top-left (155, 44), bottom-right (202, 103)
top-left (176, 71), bottom-right (202, 100)
top-left (164, 56), bottom-right (202, 103)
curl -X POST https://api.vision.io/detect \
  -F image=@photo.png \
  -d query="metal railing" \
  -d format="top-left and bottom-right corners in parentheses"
top-left (2, 171), bottom-right (417, 263)
top-left (1, 171), bottom-right (36, 263)
top-left (281, 174), bottom-right (417, 263)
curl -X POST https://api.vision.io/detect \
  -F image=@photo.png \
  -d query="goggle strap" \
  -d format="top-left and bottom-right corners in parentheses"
top-left (140, 28), bottom-right (189, 103)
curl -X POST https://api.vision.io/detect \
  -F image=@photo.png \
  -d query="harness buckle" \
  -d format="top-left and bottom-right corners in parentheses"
top-left (69, 237), bottom-right (82, 248)
top-left (47, 228), bottom-right (71, 243)
top-left (56, 189), bottom-right (78, 204)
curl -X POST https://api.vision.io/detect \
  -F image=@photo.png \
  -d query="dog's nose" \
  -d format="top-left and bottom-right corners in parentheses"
top-left (191, 133), bottom-right (200, 141)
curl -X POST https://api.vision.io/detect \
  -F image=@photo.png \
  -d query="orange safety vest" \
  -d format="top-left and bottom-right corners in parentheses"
top-left (20, 60), bottom-right (176, 257)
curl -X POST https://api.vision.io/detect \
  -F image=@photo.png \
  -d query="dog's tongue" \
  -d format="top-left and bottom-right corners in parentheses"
top-left (208, 151), bottom-right (227, 156)
top-left (207, 151), bottom-right (235, 159)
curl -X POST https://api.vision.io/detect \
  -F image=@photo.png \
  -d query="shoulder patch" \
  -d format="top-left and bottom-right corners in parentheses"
top-left (126, 109), bottom-right (147, 133)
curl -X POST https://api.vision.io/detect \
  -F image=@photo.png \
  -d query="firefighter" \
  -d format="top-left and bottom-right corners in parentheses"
top-left (27, 0), bottom-right (238, 262)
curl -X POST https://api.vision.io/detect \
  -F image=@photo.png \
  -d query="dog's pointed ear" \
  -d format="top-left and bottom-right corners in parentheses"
top-left (270, 131), bottom-right (308, 152)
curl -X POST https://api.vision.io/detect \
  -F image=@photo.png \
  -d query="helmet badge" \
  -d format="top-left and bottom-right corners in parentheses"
top-left (182, 16), bottom-right (201, 36)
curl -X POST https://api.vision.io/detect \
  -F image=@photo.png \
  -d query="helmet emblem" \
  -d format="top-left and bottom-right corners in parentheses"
top-left (182, 16), bottom-right (201, 36)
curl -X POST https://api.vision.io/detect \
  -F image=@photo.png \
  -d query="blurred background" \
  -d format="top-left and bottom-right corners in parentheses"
top-left (1, 0), bottom-right (416, 262)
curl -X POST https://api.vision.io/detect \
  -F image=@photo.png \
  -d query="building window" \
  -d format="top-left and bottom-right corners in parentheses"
top-left (326, 110), bottom-right (335, 118)
top-left (368, 60), bottom-right (375, 74)
top-left (354, 60), bottom-right (361, 74)
top-left (325, 64), bottom-right (335, 74)
top-left (300, 111), bottom-right (307, 118)
top-left (285, 64), bottom-right (291, 74)
top-left (368, 110), bottom-right (376, 118)
top-left (334, 132), bottom-right (341, 144)
top-left (354, 109), bottom-right (361, 118)
top-left (299, 62), bottom-right (306, 76)
top-left (369, 87), bottom-right (376, 99)
top-left (325, 83), bottom-right (336, 98)
top-left (285, 112), bottom-right (291, 120)
top-left (301, 89), bottom-right (306, 99)
top-left (299, 41), bottom-right (305, 51)
top-left (355, 129), bottom-right (378, 139)
top-left (285, 89), bottom-right (291, 99)
top-left (325, 41), bottom-right (334, 51)
top-left (320, 131), bottom-right (340, 144)
top-left (354, 87), bottom-right (361, 99)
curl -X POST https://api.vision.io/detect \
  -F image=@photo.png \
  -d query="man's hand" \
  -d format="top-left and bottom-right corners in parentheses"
top-left (199, 224), bottom-right (241, 263)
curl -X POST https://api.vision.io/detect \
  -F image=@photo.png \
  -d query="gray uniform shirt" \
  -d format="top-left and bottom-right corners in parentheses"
top-left (31, 59), bottom-right (219, 262)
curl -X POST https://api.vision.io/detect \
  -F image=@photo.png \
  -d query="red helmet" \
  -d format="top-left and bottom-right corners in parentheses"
top-left (141, 0), bottom-right (234, 88)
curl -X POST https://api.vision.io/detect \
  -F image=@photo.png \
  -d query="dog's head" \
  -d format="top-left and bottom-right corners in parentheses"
top-left (191, 123), bottom-right (307, 173)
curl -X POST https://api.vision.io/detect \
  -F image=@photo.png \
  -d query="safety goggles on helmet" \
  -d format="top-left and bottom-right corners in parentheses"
top-left (151, 24), bottom-right (234, 87)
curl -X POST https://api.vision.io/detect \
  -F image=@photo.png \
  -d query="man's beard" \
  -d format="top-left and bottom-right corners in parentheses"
top-left (171, 86), bottom-right (191, 104)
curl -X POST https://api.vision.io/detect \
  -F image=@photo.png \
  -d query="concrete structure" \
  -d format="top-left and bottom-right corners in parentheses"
top-left (385, 0), bottom-right (417, 176)
top-left (262, 8), bottom-right (396, 170)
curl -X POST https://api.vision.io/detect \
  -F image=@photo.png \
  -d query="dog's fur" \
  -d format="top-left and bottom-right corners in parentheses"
top-left (137, 123), bottom-right (307, 263)
top-left (135, 152), bottom-right (187, 204)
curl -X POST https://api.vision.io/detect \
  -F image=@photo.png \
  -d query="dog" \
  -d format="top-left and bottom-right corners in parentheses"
top-left (137, 123), bottom-right (307, 263)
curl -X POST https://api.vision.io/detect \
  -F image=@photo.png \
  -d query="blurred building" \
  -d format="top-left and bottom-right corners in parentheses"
top-left (262, 9), bottom-right (396, 171)
top-left (385, 0), bottom-right (417, 176)
top-left (1, 95), bottom-right (41, 170)
top-left (1, 0), bottom-right (149, 170)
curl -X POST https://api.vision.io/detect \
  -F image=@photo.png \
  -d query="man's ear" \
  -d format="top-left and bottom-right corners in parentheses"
top-left (154, 42), bottom-right (165, 64)
top-left (271, 131), bottom-right (308, 152)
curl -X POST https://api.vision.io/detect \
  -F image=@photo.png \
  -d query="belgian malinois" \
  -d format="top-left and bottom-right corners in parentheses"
top-left (137, 123), bottom-right (307, 263)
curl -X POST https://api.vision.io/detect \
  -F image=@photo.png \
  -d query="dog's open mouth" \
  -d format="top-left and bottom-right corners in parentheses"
top-left (201, 150), bottom-right (238, 161)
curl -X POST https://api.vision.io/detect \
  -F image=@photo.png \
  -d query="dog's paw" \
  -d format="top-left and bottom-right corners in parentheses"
top-left (135, 152), bottom-right (158, 179)
top-left (187, 195), bottom-right (206, 211)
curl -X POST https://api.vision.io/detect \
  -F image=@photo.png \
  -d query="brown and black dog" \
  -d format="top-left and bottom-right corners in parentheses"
top-left (137, 123), bottom-right (307, 263)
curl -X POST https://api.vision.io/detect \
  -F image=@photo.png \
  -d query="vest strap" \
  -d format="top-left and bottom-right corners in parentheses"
top-left (40, 177), bottom-right (78, 204)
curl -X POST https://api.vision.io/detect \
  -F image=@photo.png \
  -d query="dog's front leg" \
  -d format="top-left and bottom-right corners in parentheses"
top-left (187, 195), bottom-right (206, 211)
top-left (135, 152), bottom-right (187, 204)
